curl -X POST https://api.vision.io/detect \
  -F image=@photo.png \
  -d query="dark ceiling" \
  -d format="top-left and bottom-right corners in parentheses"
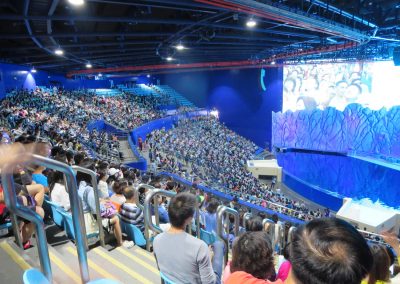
top-left (0, 0), bottom-right (399, 76)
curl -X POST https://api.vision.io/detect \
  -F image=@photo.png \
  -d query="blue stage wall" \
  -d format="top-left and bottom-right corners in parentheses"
top-left (272, 104), bottom-right (400, 158)
top-left (160, 68), bottom-right (283, 148)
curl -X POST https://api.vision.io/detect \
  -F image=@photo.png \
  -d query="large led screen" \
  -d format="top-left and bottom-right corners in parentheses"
top-left (283, 61), bottom-right (400, 112)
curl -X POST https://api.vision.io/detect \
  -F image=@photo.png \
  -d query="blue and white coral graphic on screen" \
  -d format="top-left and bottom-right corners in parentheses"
top-left (282, 61), bottom-right (400, 112)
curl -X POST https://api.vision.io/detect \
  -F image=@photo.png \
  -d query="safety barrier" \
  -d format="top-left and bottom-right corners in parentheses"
top-left (72, 165), bottom-right (105, 248)
top-left (143, 189), bottom-right (176, 251)
top-left (157, 172), bottom-right (304, 225)
top-left (216, 206), bottom-right (240, 265)
top-left (1, 154), bottom-right (89, 283)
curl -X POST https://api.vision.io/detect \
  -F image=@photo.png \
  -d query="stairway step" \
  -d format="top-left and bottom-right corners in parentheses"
top-left (58, 242), bottom-right (120, 283)
top-left (0, 240), bottom-right (30, 284)
top-left (21, 239), bottom-right (83, 284)
top-left (88, 246), bottom-right (161, 284)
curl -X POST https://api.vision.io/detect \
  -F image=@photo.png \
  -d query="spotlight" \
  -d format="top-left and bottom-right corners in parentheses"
top-left (271, 61), bottom-right (276, 65)
top-left (175, 44), bottom-right (185, 50)
top-left (246, 19), bottom-right (257, 28)
top-left (166, 57), bottom-right (173, 61)
top-left (86, 63), bottom-right (92, 68)
top-left (31, 68), bottom-right (37, 73)
top-left (68, 0), bottom-right (84, 5)
top-left (98, 73), bottom-right (102, 77)
top-left (54, 49), bottom-right (64, 55)
top-left (147, 74), bottom-right (151, 78)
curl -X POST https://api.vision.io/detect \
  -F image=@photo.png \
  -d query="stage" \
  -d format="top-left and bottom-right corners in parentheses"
top-left (275, 148), bottom-right (400, 212)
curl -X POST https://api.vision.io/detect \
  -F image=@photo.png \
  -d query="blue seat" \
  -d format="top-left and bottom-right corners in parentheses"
top-left (160, 271), bottom-right (175, 284)
top-left (23, 268), bottom-right (120, 284)
top-left (120, 218), bottom-right (146, 247)
top-left (200, 228), bottom-right (216, 246)
top-left (23, 269), bottom-right (49, 284)
top-left (57, 209), bottom-right (99, 240)
top-left (57, 208), bottom-right (75, 239)
top-left (44, 200), bottom-right (64, 227)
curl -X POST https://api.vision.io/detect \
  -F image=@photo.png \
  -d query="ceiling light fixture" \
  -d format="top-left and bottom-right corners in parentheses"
top-left (246, 19), bottom-right (257, 28)
top-left (175, 44), bottom-right (185, 50)
top-left (68, 0), bottom-right (85, 6)
top-left (166, 57), bottom-right (173, 61)
top-left (86, 63), bottom-right (92, 68)
top-left (54, 49), bottom-right (64, 55)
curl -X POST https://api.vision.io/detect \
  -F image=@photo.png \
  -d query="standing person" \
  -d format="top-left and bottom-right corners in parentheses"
top-left (153, 192), bottom-right (224, 284)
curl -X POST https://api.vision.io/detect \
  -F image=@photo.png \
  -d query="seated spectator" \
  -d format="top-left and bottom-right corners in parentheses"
top-left (77, 159), bottom-right (132, 248)
top-left (110, 180), bottom-right (128, 211)
top-left (276, 243), bottom-right (291, 282)
top-left (32, 165), bottom-right (49, 193)
top-left (362, 243), bottom-right (390, 284)
top-left (226, 231), bottom-right (281, 284)
top-left (97, 170), bottom-right (109, 199)
top-left (286, 218), bottom-right (372, 284)
top-left (245, 216), bottom-right (263, 232)
top-left (222, 215), bottom-right (267, 283)
top-left (50, 171), bottom-right (70, 211)
top-left (120, 187), bottom-right (144, 232)
top-left (0, 186), bottom-right (44, 249)
top-left (153, 192), bottom-right (224, 284)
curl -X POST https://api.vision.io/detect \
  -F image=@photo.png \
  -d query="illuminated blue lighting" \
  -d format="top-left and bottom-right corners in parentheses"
top-left (260, 68), bottom-right (267, 91)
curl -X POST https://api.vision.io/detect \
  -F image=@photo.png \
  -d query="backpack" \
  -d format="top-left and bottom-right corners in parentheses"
top-left (100, 200), bottom-right (117, 218)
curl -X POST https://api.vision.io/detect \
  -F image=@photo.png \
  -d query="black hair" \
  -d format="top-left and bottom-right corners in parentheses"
top-left (246, 216), bottom-right (263, 232)
top-left (112, 179), bottom-right (128, 195)
top-left (74, 152), bottom-right (84, 166)
top-left (166, 181), bottom-right (177, 191)
top-left (206, 199), bottom-right (219, 214)
top-left (123, 187), bottom-right (135, 200)
top-left (290, 218), bottom-right (373, 284)
top-left (231, 231), bottom-right (274, 280)
top-left (76, 158), bottom-right (95, 184)
top-left (283, 243), bottom-right (291, 260)
top-left (168, 192), bottom-right (196, 228)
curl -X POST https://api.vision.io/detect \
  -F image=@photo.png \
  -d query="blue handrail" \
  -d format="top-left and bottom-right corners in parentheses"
top-left (1, 154), bottom-right (90, 283)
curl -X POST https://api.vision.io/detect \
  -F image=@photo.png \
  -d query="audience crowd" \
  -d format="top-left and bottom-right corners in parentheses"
top-left (0, 87), bottom-right (399, 284)
top-left (146, 116), bottom-right (325, 221)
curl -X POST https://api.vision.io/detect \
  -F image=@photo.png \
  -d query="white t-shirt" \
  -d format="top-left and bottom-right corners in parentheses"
top-left (51, 183), bottom-right (71, 211)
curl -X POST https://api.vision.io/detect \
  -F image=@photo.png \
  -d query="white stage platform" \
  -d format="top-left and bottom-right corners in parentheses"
top-left (246, 159), bottom-right (282, 182)
top-left (337, 198), bottom-right (400, 234)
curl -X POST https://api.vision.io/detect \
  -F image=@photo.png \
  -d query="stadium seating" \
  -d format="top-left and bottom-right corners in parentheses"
top-left (120, 218), bottom-right (147, 247)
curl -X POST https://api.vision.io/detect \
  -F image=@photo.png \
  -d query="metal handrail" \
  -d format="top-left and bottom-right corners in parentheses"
top-left (134, 183), bottom-right (156, 211)
top-left (143, 189), bottom-right (176, 251)
top-left (262, 219), bottom-right (275, 240)
top-left (72, 165), bottom-right (105, 248)
top-left (243, 212), bottom-right (252, 228)
top-left (1, 154), bottom-right (90, 283)
top-left (287, 226), bottom-right (297, 244)
top-left (216, 206), bottom-right (239, 266)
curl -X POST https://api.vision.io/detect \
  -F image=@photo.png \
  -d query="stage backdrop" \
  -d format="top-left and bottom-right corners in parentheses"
top-left (160, 68), bottom-right (283, 148)
top-left (274, 61), bottom-right (400, 157)
top-left (272, 104), bottom-right (400, 157)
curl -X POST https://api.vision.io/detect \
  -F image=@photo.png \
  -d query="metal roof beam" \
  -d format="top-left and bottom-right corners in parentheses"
top-left (196, 0), bottom-right (371, 42)
top-left (0, 14), bottom-right (319, 39)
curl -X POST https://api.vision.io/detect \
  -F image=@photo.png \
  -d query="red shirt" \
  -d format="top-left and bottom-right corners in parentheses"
top-left (226, 271), bottom-right (284, 284)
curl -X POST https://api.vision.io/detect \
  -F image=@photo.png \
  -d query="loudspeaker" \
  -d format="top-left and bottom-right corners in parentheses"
top-left (394, 47), bottom-right (400, 66)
